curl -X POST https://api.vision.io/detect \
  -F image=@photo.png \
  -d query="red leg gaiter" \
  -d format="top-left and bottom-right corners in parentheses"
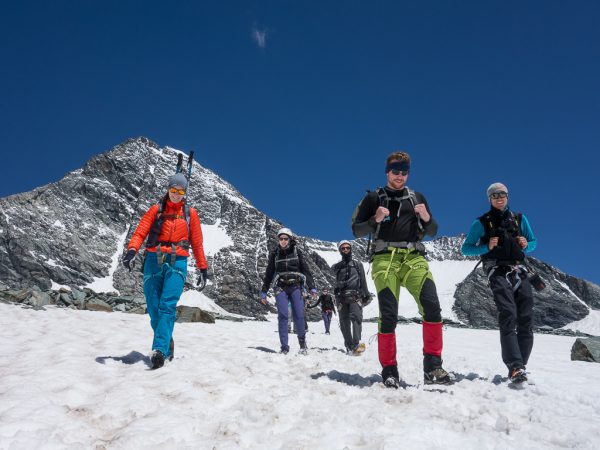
top-left (423, 321), bottom-right (443, 356)
top-left (378, 332), bottom-right (397, 367)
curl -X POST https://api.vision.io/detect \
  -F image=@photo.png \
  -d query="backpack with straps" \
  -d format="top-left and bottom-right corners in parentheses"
top-left (479, 210), bottom-right (522, 242)
top-left (478, 210), bottom-right (524, 263)
top-left (146, 196), bottom-right (191, 250)
top-left (273, 244), bottom-right (305, 286)
top-left (334, 258), bottom-right (362, 292)
top-left (370, 186), bottom-right (425, 245)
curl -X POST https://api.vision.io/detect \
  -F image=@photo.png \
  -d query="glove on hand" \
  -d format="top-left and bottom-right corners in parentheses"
top-left (259, 292), bottom-right (268, 305)
top-left (196, 269), bottom-right (209, 291)
top-left (122, 249), bottom-right (136, 272)
top-left (197, 268), bottom-right (209, 286)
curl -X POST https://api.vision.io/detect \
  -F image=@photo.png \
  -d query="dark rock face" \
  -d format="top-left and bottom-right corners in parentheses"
top-left (1, 137), bottom-right (598, 330)
top-left (453, 257), bottom-right (593, 329)
top-left (571, 337), bottom-right (600, 362)
top-left (452, 269), bottom-right (499, 329)
top-left (565, 275), bottom-right (600, 310)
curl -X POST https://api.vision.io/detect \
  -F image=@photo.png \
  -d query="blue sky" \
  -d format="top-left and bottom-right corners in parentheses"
top-left (1, 1), bottom-right (599, 284)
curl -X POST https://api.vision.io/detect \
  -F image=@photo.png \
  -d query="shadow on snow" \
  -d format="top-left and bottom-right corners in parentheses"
top-left (95, 351), bottom-right (151, 367)
top-left (247, 346), bottom-right (279, 353)
top-left (310, 370), bottom-right (403, 388)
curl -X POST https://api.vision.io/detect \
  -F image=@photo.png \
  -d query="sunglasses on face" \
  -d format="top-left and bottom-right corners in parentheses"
top-left (340, 246), bottom-right (351, 251)
top-left (390, 169), bottom-right (409, 176)
top-left (169, 187), bottom-right (186, 195)
top-left (490, 192), bottom-right (508, 199)
top-left (279, 237), bottom-right (290, 241)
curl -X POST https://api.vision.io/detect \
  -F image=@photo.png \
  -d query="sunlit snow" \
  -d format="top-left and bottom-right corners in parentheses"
top-left (85, 231), bottom-right (128, 294)
top-left (1, 303), bottom-right (599, 449)
top-left (200, 220), bottom-right (233, 257)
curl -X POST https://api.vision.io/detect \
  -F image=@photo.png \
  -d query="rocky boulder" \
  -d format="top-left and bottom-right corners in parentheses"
top-left (571, 337), bottom-right (600, 362)
top-left (176, 305), bottom-right (215, 324)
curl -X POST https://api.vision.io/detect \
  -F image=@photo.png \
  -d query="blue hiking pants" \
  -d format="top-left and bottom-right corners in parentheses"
top-left (322, 310), bottom-right (333, 333)
top-left (143, 254), bottom-right (188, 357)
top-left (275, 285), bottom-right (306, 351)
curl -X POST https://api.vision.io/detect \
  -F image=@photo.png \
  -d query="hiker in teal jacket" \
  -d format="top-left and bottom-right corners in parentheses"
top-left (461, 182), bottom-right (538, 384)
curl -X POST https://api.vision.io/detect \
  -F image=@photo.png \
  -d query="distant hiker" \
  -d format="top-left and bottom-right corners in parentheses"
top-left (307, 287), bottom-right (336, 334)
top-left (351, 151), bottom-right (451, 387)
top-left (260, 228), bottom-right (317, 355)
top-left (331, 240), bottom-right (370, 355)
top-left (122, 172), bottom-right (208, 369)
top-left (461, 182), bottom-right (538, 384)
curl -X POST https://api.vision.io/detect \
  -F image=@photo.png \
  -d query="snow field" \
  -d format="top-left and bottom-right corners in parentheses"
top-left (1, 303), bottom-right (599, 449)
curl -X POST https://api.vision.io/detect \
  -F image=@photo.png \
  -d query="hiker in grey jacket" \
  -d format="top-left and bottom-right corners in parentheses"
top-left (332, 240), bottom-right (370, 355)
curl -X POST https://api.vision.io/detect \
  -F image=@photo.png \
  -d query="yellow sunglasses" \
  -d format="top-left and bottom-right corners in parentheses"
top-left (169, 187), bottom-right (186, 195)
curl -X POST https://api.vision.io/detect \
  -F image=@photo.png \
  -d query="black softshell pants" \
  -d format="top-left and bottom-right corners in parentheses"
top-left (489, 272), bottom-right (534, 372)
top-left (339, 301), bottom-right (363, 351)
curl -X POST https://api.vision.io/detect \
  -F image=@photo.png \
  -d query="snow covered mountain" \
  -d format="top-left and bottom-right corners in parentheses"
top-left (0, 137), bottom-right (598, 334)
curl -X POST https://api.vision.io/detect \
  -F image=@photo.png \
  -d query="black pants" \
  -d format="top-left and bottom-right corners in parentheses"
top-left (338, 300), bottom-right (363, 351)
top-left (489, 272), bottom-right (534, 371)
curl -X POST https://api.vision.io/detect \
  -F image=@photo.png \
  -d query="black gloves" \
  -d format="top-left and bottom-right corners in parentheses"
top-left (197, 268), bottom-right (209, 291)
top-left (122, 249), bottom-right (136, 272)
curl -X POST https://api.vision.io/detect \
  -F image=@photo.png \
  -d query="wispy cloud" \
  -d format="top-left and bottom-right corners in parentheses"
top-left (251, 26), bottom-right (267, 48)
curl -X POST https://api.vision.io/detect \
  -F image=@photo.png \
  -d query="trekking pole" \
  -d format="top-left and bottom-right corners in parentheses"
top-left (187, 151), bottom-right (194, 180)
top-left (175, 153), bottom-right (184, 173)
top-left (180, 150), bottom-right (205, 292)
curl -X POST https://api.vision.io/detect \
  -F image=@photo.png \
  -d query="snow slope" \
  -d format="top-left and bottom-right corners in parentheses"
top-left (1, 303), bottom-right (599, 449)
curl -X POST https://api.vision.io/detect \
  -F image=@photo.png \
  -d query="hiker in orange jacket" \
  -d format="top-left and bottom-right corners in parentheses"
top-left (122, 172), bottom-right (208, 369)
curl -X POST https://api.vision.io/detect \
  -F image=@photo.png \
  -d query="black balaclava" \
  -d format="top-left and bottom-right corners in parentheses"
top-left (340, 247), bottom-right (352, 262)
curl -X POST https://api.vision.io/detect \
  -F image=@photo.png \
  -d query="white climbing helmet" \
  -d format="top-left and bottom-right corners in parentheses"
top-left (277, 227), bottom-right (294, 239)
top-left (337, 240), bottom-right (351, 250)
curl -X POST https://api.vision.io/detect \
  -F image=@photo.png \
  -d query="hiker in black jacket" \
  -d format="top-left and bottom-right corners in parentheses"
top-left (351, 151), bottom-right (451, 387)
top-left (331, 240), bottom-right (371, 355)
top-left (308, 288), bottom-right (336, 334)
top-left (260, 228), bottom-right (317, 355)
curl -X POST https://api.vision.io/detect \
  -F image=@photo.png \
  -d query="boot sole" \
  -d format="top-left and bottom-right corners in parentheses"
top-left (424, 379), bottom-right (453, 385)
top-left (510, 376), bottom-right (527, 384)
top-left (383, 375), bottom-right (401, 388)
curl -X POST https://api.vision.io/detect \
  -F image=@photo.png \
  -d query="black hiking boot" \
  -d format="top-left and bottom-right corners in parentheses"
top-left (509, 367), bottom-right (527, 384)
top-left (423, 354), bottom-right (452, 385)
top-left (168, 338), bottom-right (174, 362)
top-left (424, 368), bottom-right (452, 385)
top-left (298, 338), bottom-right (308, 355)
top-left (151, 350), bottom-right (165, 369)
top-left (382, 365), bottom-right (400, 389)
top-left (280, 345), bottom-right (290, 355)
